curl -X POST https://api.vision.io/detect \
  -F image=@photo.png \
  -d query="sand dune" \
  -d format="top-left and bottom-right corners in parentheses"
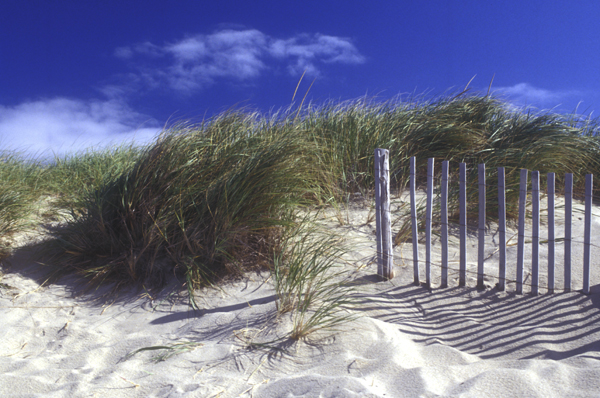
top-left (1, 198), bottom-right (600, 397)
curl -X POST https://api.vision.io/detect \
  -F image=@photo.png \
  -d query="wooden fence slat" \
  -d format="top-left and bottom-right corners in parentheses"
top-left (478, 164), bottom-right (486, 290)
top-left (374, 149), bottom-right (382, 276)
top-left (459, 163), bottom-right (467, 287)
top-left (498, 167), bottom-right (507, 291)
top-left (565, 173), bottom-right (573, 292)
top-left (382, 153), bottom-right (593, 295)
top-left (584, 174), bottom-right (592, 294)
top-left (441, 161), bottom-right (449, 288)
top-left (548, 173), bottom-right (555, 293)
top-left (426, 158), bottom-right (434, 288)
top-left (516, 169), bottom-right (528, 295)
top-left (380, 149), bottom-right (394, 279)
top-left (410, 156), bottom-right (420, 285)
top-left (532, 171), bottom-right (540, 295)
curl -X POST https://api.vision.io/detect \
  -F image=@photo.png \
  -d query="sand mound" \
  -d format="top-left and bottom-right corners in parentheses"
top-left (1, 200), bottom-right (599, 397)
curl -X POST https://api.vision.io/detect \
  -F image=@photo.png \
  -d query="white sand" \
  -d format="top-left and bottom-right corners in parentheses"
top-left (2, 195), bottom-right (600, 397)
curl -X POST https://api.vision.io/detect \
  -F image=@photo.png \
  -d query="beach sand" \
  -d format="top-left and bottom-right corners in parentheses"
top-left (1, 195), bottom-right (600, 397)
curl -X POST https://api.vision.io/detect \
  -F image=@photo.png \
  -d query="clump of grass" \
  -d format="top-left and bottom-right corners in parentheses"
top-left (272, 222), bottom-right (357, 340)
top-left (0, 150), bottom-right (46, 257)
top-left (42, 112), bottom-right (326, 304)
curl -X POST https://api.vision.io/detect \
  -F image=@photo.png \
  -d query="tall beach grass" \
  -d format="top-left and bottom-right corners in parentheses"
top-left (0, 92), bottom-right (599, 313)
top-left (41, 113), bottom-right (327, 306)
top-left (0, 150), bottom-right (45, 258)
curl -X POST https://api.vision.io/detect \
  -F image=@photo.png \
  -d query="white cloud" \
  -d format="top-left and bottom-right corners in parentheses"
top-left (115, 42), bottom-right (163, 59)
top-left (114, 46), bottom-right (134, 59)
top-left (0, 29), bottom-right (364, 158)
top-left (0, 98), bottom-right (162, 158)
top-left (270, 33), bottom-right (366, 76)
top-left (158, 30), bottom-right (269, 92)
top-left (116, 29), bottom-right (365, 94)
top-left (493, 83), bottom-right (581, 110)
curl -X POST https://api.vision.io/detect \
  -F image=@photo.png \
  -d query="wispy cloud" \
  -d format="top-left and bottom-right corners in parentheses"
top-left (0, 98), bottom-right (161, 157)
top-left (493, 83), bottom-right (581, 110)
top-left (113, 29), bottom-right (365, 95)
top-left (269, 33), bottom-right (366, 76)
top-left (1, 29), bottom-right (364, 157)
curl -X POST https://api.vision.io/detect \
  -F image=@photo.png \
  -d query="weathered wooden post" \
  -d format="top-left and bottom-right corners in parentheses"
top-left (410, 156), bottom-right (420, 285)
top-left (516, 169), bottom-right (528, 295)
top-left (441, 161), bottom-right (449, 288)
top-left (459, 162), bottom-right (467, 287)
top-left (425, 158), bottom-right (434, 288)
top-left (375, 149), bottom-right (394, 279)
top-left (375, 149), bottom-right (383, 276)
top-left (498, 167), bottom-right (507, 291)
top-left (477, 164), bottom-right (486, 290)
top-left (583, 174), bottom-right (592, 294)
top-left (547, 172), bottom-right (555, 293)
top-left (532, 171), bottom-right (540, 295)
top-left (565, 173), bottom-right (573, 292)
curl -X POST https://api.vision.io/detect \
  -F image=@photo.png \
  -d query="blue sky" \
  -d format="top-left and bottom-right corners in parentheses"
top-left (2, 1), bottom-right (600, 157)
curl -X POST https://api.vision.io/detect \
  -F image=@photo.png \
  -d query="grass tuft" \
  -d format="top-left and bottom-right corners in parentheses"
top-left (273, 221), bottom-right (357, 340)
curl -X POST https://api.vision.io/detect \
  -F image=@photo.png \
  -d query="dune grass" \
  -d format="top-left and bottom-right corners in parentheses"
top-left (0, 150), bottom-right (47, 258)
top-left (0, 143), bottom-right (147, 261)
top-left (40, 113), bottom-right (327, 307)
top-left (299, 95), bottom-right (600, 220)
top-left (1, 92), bottom-right (600, 342)
top-left (272, 221), bottom-right (357, 340)
top-left (42, 143), bottom-right (145, 215)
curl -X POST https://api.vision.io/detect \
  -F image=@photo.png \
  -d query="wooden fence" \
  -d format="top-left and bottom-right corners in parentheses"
top-left (374, 150), bottom-right (594, 294)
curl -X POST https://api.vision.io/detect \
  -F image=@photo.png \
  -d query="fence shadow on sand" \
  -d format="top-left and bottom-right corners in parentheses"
top-left (350, 282), bottom-right (600, 361)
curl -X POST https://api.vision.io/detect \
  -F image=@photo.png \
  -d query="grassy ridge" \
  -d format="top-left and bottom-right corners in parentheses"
top-left (300, 95), bottom-right (599, 218)
top-left (1, 93), bottom-right (599, 295)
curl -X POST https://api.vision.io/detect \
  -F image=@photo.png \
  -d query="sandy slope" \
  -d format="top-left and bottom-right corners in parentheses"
top-left (1, 196), bottom-right (599, 397)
